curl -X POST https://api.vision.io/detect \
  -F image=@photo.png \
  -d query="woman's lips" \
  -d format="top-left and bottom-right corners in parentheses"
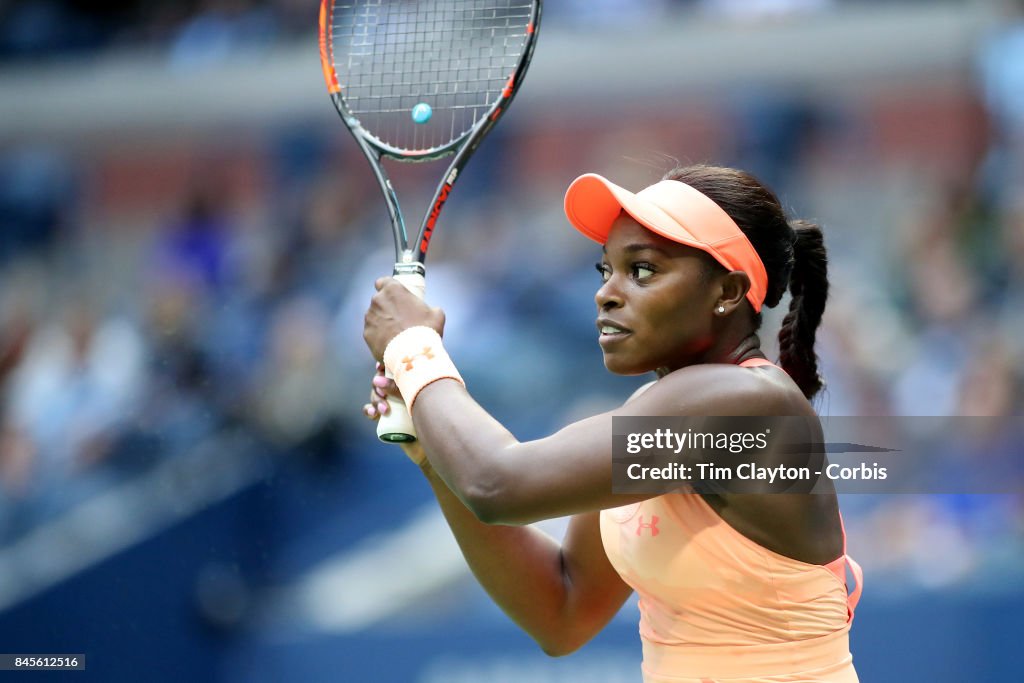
top-left (597, 319), bottom-right (631, 345)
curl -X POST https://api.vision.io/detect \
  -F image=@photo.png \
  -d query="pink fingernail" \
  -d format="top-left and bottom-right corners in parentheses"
top-left (375, 361), bottom-right (383, 370)
top-left (378, 401), bottom-right (389, 414)
top-left (372, 376), bottom-right (389, 388)
top-left (374, 387), bottom-right (386, 398)
top-left (366, 405), bottom-right (376, 418)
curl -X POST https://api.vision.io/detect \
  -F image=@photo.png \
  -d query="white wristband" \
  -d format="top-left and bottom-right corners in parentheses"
top-left (382, 326), bottom-right (464, 412)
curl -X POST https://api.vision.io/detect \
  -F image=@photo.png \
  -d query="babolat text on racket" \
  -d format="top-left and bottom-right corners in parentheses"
top-left (318, 0), bottom-right (542, 442)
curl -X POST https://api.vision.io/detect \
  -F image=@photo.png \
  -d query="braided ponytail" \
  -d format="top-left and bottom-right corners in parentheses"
top-left (777, 220), bottom-right (828, 399)
top-left (663, 165), bottom-right (831, 400)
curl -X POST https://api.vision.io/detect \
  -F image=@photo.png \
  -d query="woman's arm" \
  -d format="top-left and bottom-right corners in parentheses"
top-left (407, 443), bottom-right (633, 656)
top-left (365, 375), bottom-right (633, 655)
top-left (411, 361), bottom-right (784, 524)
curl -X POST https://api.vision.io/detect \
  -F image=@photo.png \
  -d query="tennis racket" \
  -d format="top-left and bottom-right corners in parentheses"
top-left (319, 0), bottom-right (542, 442)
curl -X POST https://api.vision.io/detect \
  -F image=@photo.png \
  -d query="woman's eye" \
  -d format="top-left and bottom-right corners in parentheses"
top-left (595, 262), bottom-right (611, 282)
top-left (632, 264), bottom-right (655, 280)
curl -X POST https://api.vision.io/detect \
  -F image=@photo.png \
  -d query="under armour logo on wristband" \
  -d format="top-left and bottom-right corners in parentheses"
top-left (401, 347), bottom-right (435, 372)
top-left (636, 515), bottom-right (660, 537)
top-left (383, 327), bottom-right (465, 412)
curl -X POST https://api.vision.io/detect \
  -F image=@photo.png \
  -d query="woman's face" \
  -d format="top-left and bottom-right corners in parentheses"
top-left (595, 213), bottom-right (719, 375)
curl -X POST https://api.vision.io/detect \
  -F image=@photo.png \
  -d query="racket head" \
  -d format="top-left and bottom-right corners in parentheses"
top-left (319, 0), bottom-right (541, 161)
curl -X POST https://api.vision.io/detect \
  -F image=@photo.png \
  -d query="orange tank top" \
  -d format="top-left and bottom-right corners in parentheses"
top-left (600, 359), bottom-right (863, 682)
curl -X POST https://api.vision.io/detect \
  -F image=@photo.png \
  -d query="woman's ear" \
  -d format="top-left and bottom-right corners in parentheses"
top-left (715, 271), bottom-right (751, 315)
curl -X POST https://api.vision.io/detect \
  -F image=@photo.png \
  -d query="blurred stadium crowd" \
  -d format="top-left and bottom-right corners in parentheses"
top-left (0, 0), bottom-right (1021, 625)
top-left (0, 0), bottom-right (946, 62)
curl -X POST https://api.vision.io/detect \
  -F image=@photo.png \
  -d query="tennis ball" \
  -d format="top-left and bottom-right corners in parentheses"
top-left (411, 102), bottom-right (432, 124)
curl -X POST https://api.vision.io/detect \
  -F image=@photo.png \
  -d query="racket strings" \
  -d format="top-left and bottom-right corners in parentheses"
top-left (330, 0), bottom-right (533, 153)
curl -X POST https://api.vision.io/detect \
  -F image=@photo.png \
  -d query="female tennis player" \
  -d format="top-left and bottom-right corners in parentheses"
top-left (361, 164), bottom-right (862, 683)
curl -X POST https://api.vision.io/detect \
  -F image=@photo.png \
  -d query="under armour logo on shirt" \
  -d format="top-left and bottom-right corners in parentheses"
top-left (401, 347), bottom-right (435, 371)
top-left (636, 515), bottom-right (660, 537)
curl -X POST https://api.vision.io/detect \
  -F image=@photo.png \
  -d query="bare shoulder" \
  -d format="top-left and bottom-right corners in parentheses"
top-left (624, 380), bottom-right (657, 404)
top-left (623, 362), bottom-right (815, 418)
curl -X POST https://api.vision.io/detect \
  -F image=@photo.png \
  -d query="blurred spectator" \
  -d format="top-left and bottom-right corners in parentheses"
top-left (887, 181), bottom-right (984, 416)
top-left (135, 264), bottom-right (222, 456)
top-left (955, 338), bottom-right (1022, 418)
top-left (976, 0), bottom-right (1024, 207)
top-left (995, 194), bottom-right (1024, 337)
top-left (0, 147), bottom-right (76, 263)
top-left (168, 0), bottom-right (278, 70)
top-left (3, 300), bottom-right (145, 494)
top-left (155, 181), bottom-right (234, 294)
top-left (248, 297), bottom-right (348, 464)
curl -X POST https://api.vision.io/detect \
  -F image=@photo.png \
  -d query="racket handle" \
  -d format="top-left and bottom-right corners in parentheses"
top-left (377, 270), bottom-right (426, 443)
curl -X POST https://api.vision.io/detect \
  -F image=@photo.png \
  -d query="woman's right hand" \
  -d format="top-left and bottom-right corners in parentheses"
top-left (362, 362), bottom-right (428, 466)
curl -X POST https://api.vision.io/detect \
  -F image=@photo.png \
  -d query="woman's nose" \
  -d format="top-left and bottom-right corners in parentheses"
top-left (595, 278), bottom-right (623, 311)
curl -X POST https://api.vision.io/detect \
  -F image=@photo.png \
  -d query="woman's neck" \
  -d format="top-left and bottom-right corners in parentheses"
top-left (656, 331), bottom-right (765, 378)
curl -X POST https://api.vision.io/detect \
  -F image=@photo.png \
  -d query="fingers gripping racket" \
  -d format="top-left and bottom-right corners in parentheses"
top-left (319, 0), bottom-right (542, 442)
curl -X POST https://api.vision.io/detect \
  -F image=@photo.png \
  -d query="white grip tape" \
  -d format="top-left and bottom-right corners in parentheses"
top-left (376, 271), bottom-right (426, 443)
top-left (394, 271), bottom-right (425, 300)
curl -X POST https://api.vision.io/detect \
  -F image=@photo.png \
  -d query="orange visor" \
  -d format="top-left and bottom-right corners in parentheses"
top-left (564, 173), bottom-right (768, 312)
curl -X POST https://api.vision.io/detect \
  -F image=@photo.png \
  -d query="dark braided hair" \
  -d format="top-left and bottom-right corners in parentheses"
top-left (663, 165), bottom-right (829, 399)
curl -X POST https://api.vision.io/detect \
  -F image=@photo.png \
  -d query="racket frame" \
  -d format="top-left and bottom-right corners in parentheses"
top-left (319, 0), bottom-right (542, 441)
top-left (318, 0), bottom-right (543, 268)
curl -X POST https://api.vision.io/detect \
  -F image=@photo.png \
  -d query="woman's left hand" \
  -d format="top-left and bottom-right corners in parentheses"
top-left (361, 362), bottom-right (429, 467)
top-left (363, 277), bottom-right (446, 360)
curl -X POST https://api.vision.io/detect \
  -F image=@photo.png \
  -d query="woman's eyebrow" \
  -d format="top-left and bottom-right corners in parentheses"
top-left (603, 243), bottom-right (671, 256)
